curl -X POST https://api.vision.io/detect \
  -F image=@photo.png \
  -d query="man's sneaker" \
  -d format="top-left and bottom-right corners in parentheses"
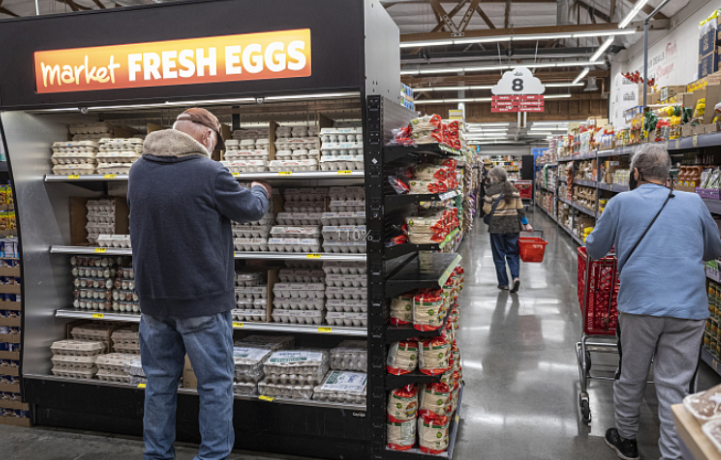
top-left (605, 428), bottom-right (639, 460)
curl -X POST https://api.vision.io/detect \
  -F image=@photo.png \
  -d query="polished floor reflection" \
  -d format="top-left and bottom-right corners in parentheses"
top-left (453, 207), bottom-right (721, 460)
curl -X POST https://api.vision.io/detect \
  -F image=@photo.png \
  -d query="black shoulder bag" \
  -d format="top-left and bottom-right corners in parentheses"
top-left (483, 190), bottom-right (504, 226)
top-left (619, 187), bottom-right (675, 270)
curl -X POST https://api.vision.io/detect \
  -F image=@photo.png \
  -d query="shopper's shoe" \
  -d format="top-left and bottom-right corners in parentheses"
top-left (510, 279), bottom-right (520, 293)
top-left (605, 428), bottom-right (639, 460)
top-left (498, 286), bottom-right (509, 290)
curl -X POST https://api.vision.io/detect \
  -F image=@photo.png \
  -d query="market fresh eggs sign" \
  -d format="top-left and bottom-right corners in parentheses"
top-left (34, 29), bottom-right (311, 93)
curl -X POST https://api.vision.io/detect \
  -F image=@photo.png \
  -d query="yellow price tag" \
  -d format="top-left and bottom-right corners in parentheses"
top-left (278, 171), bottom-right (293, 176)
top-left (94, 248), bottom-right (107, 253)
top-left (318, 327), bottom-right (333, 333)
top-left (306, 254), bottom-right (321, 259)
top-left (232, 173), bottom-right (240, 177)
top-left (232, 322), bottom-right (244, 328)
top-left (68, 174), bottom-right (80, 179)
top-left (693, 134), bottom-right (698, 147)
top-left (137, 383), bottom-right (146, 389)
top-left (104, 174), bottom-right (117, 179)
top-left (233, 252), bottom-right (236, 257)
top-left (259, 395), bottom-right (274, 402)
top-left (337, 170), bottom-right (352, 175)
top-left (92, 313), bottom-right (104, 319)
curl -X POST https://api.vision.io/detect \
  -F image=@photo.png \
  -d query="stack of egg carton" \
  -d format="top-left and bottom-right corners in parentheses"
top-left (71, 256), bottom-right (118, 312)
top-left (69, 122), bottom-right (114, 141)
top-left (283, 188), bottom-right (327, 212)
top-left (319, 127), bottom-right (364, 171)
top-left (232, 271), bottom-right (267, 322)
top-left (225, 127), bottom-right (270, 173)
top-left (231, 346), bottom-right (273, 396)
top-left (232, 196), bottom-right (274, 252)
top-left (51, 141), bottom-right (99, 176)
top-left (268, 226), bottom-right (321, 253)
top-left (235, 334), bottom-right (295, 351)
top-left (96, 352), bottom-right (140, 383)
top-left (267, 188), bottom-right (325, 253)
top-left (50, 339), bottom-right (106, 380)
top-left (323, 262), bottom-right (368, 327)
top-left (329, 340), bottom-right (368, 373)
top-left (271, 280), bottom-right (325, 324)
top-left (97, 234), bottom-right (131, 249)
top-left (124, 357), bottom-right (146, 385)
top-left (96, 138), bottom-right (142, 175)
top-left (258, 350), bottom-right (329, 400)
top-left (323, 187), bottom-right (366, 254)
top-left (271, 125), bottom-right (320, 172)
top-left (86, 199), bottom-right (116, 245)
top-left (111, 265), bottom-right (138, 313)
top-left (312, 369), bottom-right (368, 406)
top-left (111, 324), bottom-right (140, 354)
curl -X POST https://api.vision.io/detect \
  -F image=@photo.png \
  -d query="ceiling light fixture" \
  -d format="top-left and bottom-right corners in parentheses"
top-left (544, 94), bottom-right (573, 99)
top-left (590, 37), bottom-right (615, 63)
top-left (572, 67), bottom-right (590, 85)
top-left (619, 0), bottom-right (650, 28)
top-left (402, 61), bottom-right (601, 76)
top-left (399, 30), bottom-right (637, 49)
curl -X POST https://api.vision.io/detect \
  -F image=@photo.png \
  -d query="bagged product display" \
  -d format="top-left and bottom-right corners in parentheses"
top-left (387, 384), bottom-right (418, 422)
top-left (390, 293), bottom-right (414, 325)
top-left (419, 337), bottom-right (451, 375)
top-left (418, 413), bottom-right (451, 454)
top-left (387, 341), bottom-right (419, 375)
top-left (413, 289), bottom-right (445, 331)
top-left (329, 340), bottom-right (367, 372)
top-left (418, 382), bottom-right (451, 417)
top-left (387, 419), bottom-right (417, 451)
top-left (312, 370), bottom-right (367, 405)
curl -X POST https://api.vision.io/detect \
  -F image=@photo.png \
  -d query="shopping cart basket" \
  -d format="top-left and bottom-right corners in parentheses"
top-left (518, 230), bottom-right (548, 263)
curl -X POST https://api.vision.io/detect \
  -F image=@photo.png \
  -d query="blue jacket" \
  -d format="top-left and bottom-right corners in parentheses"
top-left (586, 183), bottom-right (721, 320)
top-left (128, 129), bottom-right (269, 318)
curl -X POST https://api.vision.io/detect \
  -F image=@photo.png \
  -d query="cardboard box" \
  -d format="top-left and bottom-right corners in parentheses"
top-left (0, 333), bottom-right (20, 343)
top-left (0, 416), bottom-right (31, 427)
top-left (0, 300), bottom-right (21, 311)
top-left (0, 365), bottom-right (19, 376)
top-left (660, 86), bottom-right (686, 102)
top-left (699, 51), bottom-right (720, 79)
top-left (0, 399), bottom-right (27, 410)
top-left (682, 124), bottom-right (694, 137)
top-left (69, 196), bottom-right (129, 246)
top-left (700, 21), bottom-right (718, 57)
top-left (183, 355), bottom-right (197, 389)
top-left (705, 84), bottom-right (721, 124)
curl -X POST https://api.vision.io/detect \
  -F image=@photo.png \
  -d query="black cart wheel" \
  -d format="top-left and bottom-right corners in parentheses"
top-left (581, 400), bottom-right (591, 424)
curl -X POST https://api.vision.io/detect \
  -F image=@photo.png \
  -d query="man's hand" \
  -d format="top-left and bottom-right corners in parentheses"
top-left (251, 181), bottom-right (272, 198)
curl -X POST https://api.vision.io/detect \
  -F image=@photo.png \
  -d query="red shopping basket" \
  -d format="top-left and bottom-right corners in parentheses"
top-left (577, 247), bottom-right (619, 336)
top-left (518, 230), bottom-right (548, 263)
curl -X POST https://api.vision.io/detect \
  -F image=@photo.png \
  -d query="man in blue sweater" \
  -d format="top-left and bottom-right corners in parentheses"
top-left (586, 144), bottom-right (721, 460)
top-left (128, 108), bottom-right (270, 460)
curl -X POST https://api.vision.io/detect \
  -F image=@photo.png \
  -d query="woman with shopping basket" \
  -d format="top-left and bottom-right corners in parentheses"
top-left (483, 166), bottom-right (533, 293)
top-left (586, 144), bottom-right (721, 460)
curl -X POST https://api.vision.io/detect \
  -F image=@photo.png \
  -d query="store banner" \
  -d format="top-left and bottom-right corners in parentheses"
top-left (34, 29), bottom-right (311, 94)
top-left (490, 67), bottom-right (545, 113)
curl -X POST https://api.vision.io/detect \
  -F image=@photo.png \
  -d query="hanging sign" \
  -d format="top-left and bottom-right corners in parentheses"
top-left (490, 67), bottom-right (546, 113)
top-left (34, 29), bottom-right (311, 94)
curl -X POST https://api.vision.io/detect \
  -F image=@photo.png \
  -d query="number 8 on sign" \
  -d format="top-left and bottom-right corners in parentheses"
top-left (512, 78), bottom-right (524, 92)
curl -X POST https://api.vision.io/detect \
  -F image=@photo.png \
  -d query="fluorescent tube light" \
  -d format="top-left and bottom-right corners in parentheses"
top-left (544, 82), bottom-right (584, 87)
top-left (453, 36), bottom-right (511, 45)
top-left (572, 29), bottom-right (636, 38)
top-left (527, 132), bottom-right (553, 136)
top-left (400, 40), bottom-right (454, 48)
top-left (264, 92), bottom-right (359, 101)
top-left (402, 61), bottom-right (601, 76)
top-left (572, 67), bottom-right (590, 85)
top-left (544, 94), bottom-right (573, 99)
top-left (512, 34), bottom-right (572, 41)
top-left (590, 37), bottom-right (615, 63)
top-left (619, 0), bottom-right (649, 28)
top-left (400, 30), bottom-right (636, 49)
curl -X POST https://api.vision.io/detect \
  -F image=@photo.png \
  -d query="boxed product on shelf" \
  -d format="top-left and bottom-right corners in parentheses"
top-left (329, 341), bottom-right (367, 372)
top-left (312, 370), bottom-right (367, 405)
top-left (233, 346), bottom-right (273, 384)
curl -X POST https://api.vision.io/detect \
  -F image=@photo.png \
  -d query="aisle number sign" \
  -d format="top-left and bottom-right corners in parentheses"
top-left (34, 29), bottom-right (311, 94)
top-left (490, 67), bottom-right (545, 113)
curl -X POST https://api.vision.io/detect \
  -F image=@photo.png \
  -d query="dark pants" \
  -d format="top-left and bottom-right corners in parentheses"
top-left (490, 233), bottom-right (520, 287)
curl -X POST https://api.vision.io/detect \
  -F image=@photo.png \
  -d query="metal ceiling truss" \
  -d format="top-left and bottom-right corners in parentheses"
top-left (428, 0), bottom-right (482, 37)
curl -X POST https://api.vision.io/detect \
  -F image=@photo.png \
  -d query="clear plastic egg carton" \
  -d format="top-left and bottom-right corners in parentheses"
top-left (271, 309), bottom-right (325, 324)
top-left (52, 141), bottom-right (99, 153)
top-left (52, 163), bottom-right (96, 175)
top-left (268, 160), bottom-right (318, 172)
top-left (313, 370), bottom-right (367, 404)
top-left (320, 142), bottom-right (363, 156)
top-left (270, 226), bottom-right (321, 238)
top-left (329, 200), bottom-right (365, 212)
top-left (232, 226), bottom-right (271, 238)
top-left (272, 297), bottom-right (324, 311)
top-left (98, 137), bottom-right (143, 150)
top-left (111, 301), bottom-right (139, 313)
top-left (313, 389), bottom-right (366, 406)
top-left (329, 341), bottom-right (367, 371)
top-left (263, 350), bottom-right (328, 381)
top-left (111, 326), bottom-right (139, 344)
top-left (71, 323), bottom-right (114, 341)
top-left (232, 309), bottom-right (267, 322)
top-left (72, 263), bottom-right (116, 277)
top-left (258, 382), bottom-right (313, 400)
top-left (273, 283), bottom-right (325, 299)
top-left (95, 151), bottom-right (141, 164)
top-left (275, 213), bottom-right (323, 226)
top-left (113, 341), bottom-right (140, 354)
top-left (97, 370), bottom-right (132, 383)
top-left (51, 354), bottom-right (98, 371)
top-left (51, 367), bottom-right (97, 380)
top-left (320, 156), bottom-right (364, 172)
top-left (233, 238), bottom-right (269, 252)
top-left (117, 267), bottom-right (135, 279)
top-left (321, 212), bottom-right (366, 226)
top-left (96, 234), bottom-right (131, 248)
top-left (74, 277), bottom-right (113, 290)
top-left (124, 358), bottom-right (145, 377)
top-left (278, 269), bottom-right (325, 283)
top-left (322, 261), bottom-right (367, 275)
top-left (69, 122), bottom-right (112, 135)
top-left (96, 353), bottom-right (138, 373)
top-left (325, 274), bottom-right (367, 288)
top-left (322, 226), bottom-right (367, 242)
top-left (51, 151), bottom-right (97, 165)
top-left (97, 163), bottom-right (133, 175)
top-left (233, 382), bottom-right (258, 395)
top-left (325, 299), bottom-right (367, 313)
top-left (267, 238), bottom-right (321, 253)
top-left (235, 271), bottom-right (265, 287)
top-left (73, 299), bottom-right (111, 311)
top-left (51, 340), bottom-right (106, 357)
top-left (113, 278), bottom-right (136, 290)
top-left (235, 286), bottom-right (267, 301)
top-left (325, 286), bottom-right (367, 300)
top-left (71, 288), bottom-right (108, 301)
top-left (326, 312), bottom-right (367, 327)
top-left (233, 346), bottom-right (272, 382)
top-left (322, 241), bottom-right (366, 254)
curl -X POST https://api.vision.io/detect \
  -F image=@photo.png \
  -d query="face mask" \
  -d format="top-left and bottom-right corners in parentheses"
top-left (629, 169), bottom-right (644, 190)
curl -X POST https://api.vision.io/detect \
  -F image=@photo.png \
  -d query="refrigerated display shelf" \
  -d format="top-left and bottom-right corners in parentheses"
top-left (45, 171), bottom-right (366, 182)
top-left (385, 253), bottom-right (462, 298)
top-left (49, 246), bottom-right (366, 261)
top-left (385, 190), bottom-right (461, 213)
top-left (383, 143), bottom-right (461, 164)
top-left (385, 370), bottom-right (441, 390)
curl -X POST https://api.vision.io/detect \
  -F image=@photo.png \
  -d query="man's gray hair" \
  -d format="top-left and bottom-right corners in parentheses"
top-left (630, 144), bottom-right (672, 181)
top-left (488, 165), bottom-right (508, 183)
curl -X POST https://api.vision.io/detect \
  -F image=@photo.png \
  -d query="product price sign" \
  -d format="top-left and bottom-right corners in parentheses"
top-left (92, 313), bottom-right (104, 319)
top-left (232, 322), bottom-right (244, 328)
top-left (258, 395), bottom-right (274, 402)
top-left (67, 174), bottom-right (80, 180)
top-left (94, 248), bottom-right (107, 253)
top-left (317, 327), bottom-right (333, 333)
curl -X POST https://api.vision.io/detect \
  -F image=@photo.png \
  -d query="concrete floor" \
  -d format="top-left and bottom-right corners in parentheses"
top-left (1, 206), bottom-right (719, 460)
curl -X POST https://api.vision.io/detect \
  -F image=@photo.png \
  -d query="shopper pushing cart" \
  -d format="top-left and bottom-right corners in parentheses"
top-left (585, 144), bottom-right (721, 460)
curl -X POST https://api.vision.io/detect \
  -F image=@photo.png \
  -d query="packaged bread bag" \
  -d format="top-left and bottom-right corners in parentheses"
top-left (387, 340), bottom-right (419, 375)
top-left (418, 413), bottom-right (451, 454)
top-left (387, 384), bottom-right (419, 422)
top-left (390, 292), bottom-right (414, 325)
top-left (418, 382), bottom-right (452, 417)
top-left (419, 336), bottom-right (451, 375)
top-left (413, 290), bottom-right (445, 332)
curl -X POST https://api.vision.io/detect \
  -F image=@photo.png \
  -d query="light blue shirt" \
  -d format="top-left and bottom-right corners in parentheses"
top-left (586, 183), bottom-right (721, 320)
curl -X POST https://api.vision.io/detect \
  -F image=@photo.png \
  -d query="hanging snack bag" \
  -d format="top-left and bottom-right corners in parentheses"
top-left (418, 413), bottom-right (451, 454)
top-left (418, 382), bottom-right (451, 417)
top-left (387, 418), bottom-right (417, 451)
top-left (390, 292), bottom-right (414, 325)
top-left (387, 341), bottom-right (419, 375)
top-left (387, 384), bottom-right (419, 422)
top-left (419, 336), bottom-right (450, 375)
top-left (410, 114), bottom-right (442, 132)
top-left (413, 290), bottom-right (445, 332)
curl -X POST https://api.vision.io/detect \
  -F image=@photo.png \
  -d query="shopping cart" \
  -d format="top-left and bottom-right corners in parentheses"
top-left (575, 247), bottom-right (619, 425)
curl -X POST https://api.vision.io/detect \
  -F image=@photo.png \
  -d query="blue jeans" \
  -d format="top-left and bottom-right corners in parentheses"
top-left (140, 311), bottom-right (235, 460)
top-left (490, 233), bottom-right (520, 288)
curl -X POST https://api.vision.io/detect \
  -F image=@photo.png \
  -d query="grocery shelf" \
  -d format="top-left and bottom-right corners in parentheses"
top-left (558, 197), bottom-right (597, 218)
top-left (45, 171), bottom-right (366, 182)
top-left (384, 228), bottom-right (460, 259)
top-left (535, 204), bottom-right (558, 224)
top-left (535, 183), bottom-right (555, 193)
top-left (573, 179), bottom-right (596, 187)
top-left (385, 371), bottom-right (441, 390)
top-left (558, 224), bottom-right (584, 246)
top-left (49, 246), bottom-right (367, 261)
top-left (51, 246), bottom-right (132, 256)
top-left (703, 198), bottom-right (721, 215)
top-left (382, 143), bottom-right (461, 164)
top-left (385, 307), bottom-right (450, 344)
top-left (385, 253), bottom-right (462, 298)
top-left (597, 182), bottom-right (629, 193)
top-left (701, 347), bottom-right (721, 377)
top-left (706, 266), bottom-right (721, 283)
top-left (45, 174), bottom-right (130, 182)
top-left (55, 309), bottom-right (367, 336)
top-left (384, 190), bottom-right (461, 213)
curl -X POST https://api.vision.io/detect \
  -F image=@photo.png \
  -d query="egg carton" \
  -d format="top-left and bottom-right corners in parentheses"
top-left (273, 283), bottom-right (325, 298)
top-left (275, 138), bottom-right (318, 151)
top-left (224, 151), bottom-right (269, 161)
top-left (98, 138), bottom-right (142, 149)
top-left (69, 122), bottom-right (113, 135)
top-left (322, 241), bottom-right (367, 254)
top-left (95, 151), bottom-right (141, 164)
top-left (284, 188), bottom-right (328, 202)
top-left (255, 138), bottom-right (269, 149)
top-left (71, 323), bottom-right (114, 341)
top-left (113, 278), bottom-right (136, 290)
top-left (313, 391), bottom-right (366, 405)
top-left (235, 273), bottom-right (264, 287)
top-left (322, 261), bottom-right (367, 275)
top-left (328, 187), bottom-right (365, 202)
top-left (233, 346), bottom-right (272, 381)
top-left (267, 238), bottom-right (321, 253)
top-left (320, 156), bottom-right (363, 172)
top-left (325, 287), bottom-right (367, 300)
top-left (97, 234), bottom-right (131, 248)
top-left (268, 160), bottom-right (318, 172)
top-left (320, 141), bottom-right (363, 152)
top-left (330, 342), bottom-right (367, 371)
top-left (291, 149), bottom-right (320, 160)
top-left (113, 342), bottom-right (140, 354)
top-left (272, 297), bottom-right (324, 311)
top-left (233, 238), bottom-right (269, 252)
top-left (73, 300), bottom-right (111, 311)
top-left (74, 277), bottom-right (113, 290)
top-left (322, 226), bottom-right (367, 242)
top-left (234, 214), bottom-right (275, 227)
top-left (235, 286), bottom-right (267, 301)
top-left (51, 340), bottom-right (106, 357)
top-left (225, 139), bottom-right (240, 149)
top-left (111, 326), bottom-right (139, 344)
top-left (225, 161), bottom-right (269, 173)
top-left (263, 372), bottom-right (324, 386)
top-left (117, 267), bottom-right (135, 279)
top-left (73, 265), bottom-right (115, 277)
top-left (52, 141), bottom-right (99, 153)
top-left (240, 139), bottom-right (257, 148)
top-left (111, 290), bottom-right (138, 302)
top-left (271, 309), bottom-right (324, 324)
top-left (284, 261), bottom-right (319, 269)
top-left (124, 358), bottom-right (145, 377)
top-left (283, 204), bottom-right (325, 213)
top-left (232, 309), bottom-right (267, 322)
top-left (264, 350), bottom-right (328, 374)
top-left (233, 382), bottom-right (258, 395)
top-left (326, 312), bottom-right (367, 327)
top-left (86, 211), bottom-right (116, 224)
top-left (71, 255), bottom-right (120, 268)
top-left (321, 212), bottom-right (366, 226)
top-left (53, 164), bottom-right (96, 175)
top-left (86, 199), bottom-right (116, 213)
top-left (329, 200), bottom-right (365, 212)
top-left (74, 288), bottom-right (111, 301)
top-left (86, 222), bottom-right (114, 233)
top-left (111, 301), bottom-right (139, 313)
top-left (278, 269), bottom-right (325, 283)
top-left (51, 367), bottom-right (97, 379)
top-left (313, 369), bottom-right (367, 401)
top-left (270, 226), bottom-right (321, 238)
top-left (97, 370), bottom-right (132, 383)
top-left (325, 299), bottom-right (367, 313)
top-left (50, 354), bottom-right (98, 371)
top-left (72, 133), bottom-right (106, 141)
top-left (257, 382), bottom-right (313, 400)
top-left (51, 152), bottom-right (97, 164)
top-left (325, 274), bottom-right (367, 288)
top-left (97, 163), bottom-right (133, 175)
top-left (276, 213), bottom-right (323, 226)
top-left (235, 298), bottom-right (267, 309)
top-left (235, 335), bottom-right (295, 351)
top-left (96, 353), bottom-right (139, 373)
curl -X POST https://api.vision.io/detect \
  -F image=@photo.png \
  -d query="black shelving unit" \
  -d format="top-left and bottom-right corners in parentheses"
top-left (385, 253), bottom-right (462, 298)
top-left (385, 371), bottom-right (442, 390)
top-left (385, 190), bottom-right (461, 213)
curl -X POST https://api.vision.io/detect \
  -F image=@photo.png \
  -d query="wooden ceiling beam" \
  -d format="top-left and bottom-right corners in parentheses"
top-left (475, 5), bottom-right (495, 29)
top-left (628, 0), bottom-right (668, 20)
top-left (92, 0), bottom-right (107, 9)
top-left (401, 22), bottom-right (622, 42)
top-left (384, 0), bottom-right (555, 4)
top-left (504, 0), bottom-right (510, 28)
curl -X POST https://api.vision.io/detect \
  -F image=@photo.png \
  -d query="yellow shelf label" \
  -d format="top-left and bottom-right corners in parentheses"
top-left (693, 134), bottom-right (699, 147)
top-left (306, 254), bottom-right (321, 259)
top-left (337, 170), bottom-right (352, 175)
top-left (278, 171), bottom-right (293, 176)
top-left (68, 174), bottom-right (80, 179)
top-left (232, 173), bottom-right (240, 177)
top-left (137, 383), bottom-right (146, 389)
top-left (92, 313), bottom-right (104, 319)
top-left (232, 322), bottom-right (244, 328)
top-left (675, 139), bottom-right (680, 149)
top-left (318, 327), bottom-right (333, 333)
top-left (94, 248), bottom-right (107, 253)
top-left (259, 395), bottom-right (274, 402)
top-left (104, 174), bottom-right (117, 179)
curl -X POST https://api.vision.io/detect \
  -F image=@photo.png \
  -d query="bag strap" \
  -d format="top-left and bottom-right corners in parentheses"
top-left (620, 188), bottom-right (675, 270)
top-left (488, 190), bottom-right (504, 219)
